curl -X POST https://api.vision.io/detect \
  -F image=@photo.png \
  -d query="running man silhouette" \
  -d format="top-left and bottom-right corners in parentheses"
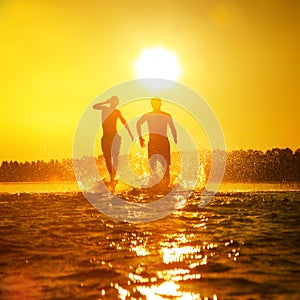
top-left (136, 97), bottom-right (177, 188)
top-left (93, 96), bottom-right (133, 187)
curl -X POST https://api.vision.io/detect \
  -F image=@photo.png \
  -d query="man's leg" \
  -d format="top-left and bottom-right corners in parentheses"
top-left (163, 165), bottom-right (170, 187)
top-left (148, 141), bottom-right (161, 187)
top-left (160, 138), bottom-right (171, 187)
top-left (157, 155), bottom-right (170, 187)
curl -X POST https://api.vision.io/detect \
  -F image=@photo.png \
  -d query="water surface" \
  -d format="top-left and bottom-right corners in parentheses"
top-left (0, 184), bottom-right (299, 299)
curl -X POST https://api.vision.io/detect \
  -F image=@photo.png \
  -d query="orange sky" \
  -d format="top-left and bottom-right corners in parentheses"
top-left (1, 0), bottom-right (299, 162)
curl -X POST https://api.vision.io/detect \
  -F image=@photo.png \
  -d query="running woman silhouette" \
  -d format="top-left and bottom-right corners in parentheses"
top-left (93, 96), bottom-right (133, 187)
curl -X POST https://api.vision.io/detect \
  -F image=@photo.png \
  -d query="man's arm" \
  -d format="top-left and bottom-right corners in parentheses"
top-left (136, 115), bottom-right (146, 147)
top-left (168, 116), bottom-right (177, 144)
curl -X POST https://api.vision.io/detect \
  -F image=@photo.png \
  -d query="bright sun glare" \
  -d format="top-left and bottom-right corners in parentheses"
top-left (134, 46), bottom-right (182, 81)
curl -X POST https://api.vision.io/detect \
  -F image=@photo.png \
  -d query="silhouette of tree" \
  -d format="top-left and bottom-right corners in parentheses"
top-left (0, 148), bottom-right (299, 182)
top-left (222, 148), bottom-right (300, 183)
top-left (294, 149), bottom-right (300, 182)
top-left (0, 159), bottom-right (75, 182)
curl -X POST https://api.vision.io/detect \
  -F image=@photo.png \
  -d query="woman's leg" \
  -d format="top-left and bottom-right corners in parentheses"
top-left (111, 135), bottom-right (121, 181)
top-left (101, 136), bottom-right (113, 181)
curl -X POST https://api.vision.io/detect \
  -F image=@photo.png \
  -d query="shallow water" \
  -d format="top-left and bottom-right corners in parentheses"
top-left (0, 188), bottom-right (300, 299)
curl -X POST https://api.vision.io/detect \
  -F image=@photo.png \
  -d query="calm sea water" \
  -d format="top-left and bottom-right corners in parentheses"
top-left (0, 183), bottom-right (300, 299)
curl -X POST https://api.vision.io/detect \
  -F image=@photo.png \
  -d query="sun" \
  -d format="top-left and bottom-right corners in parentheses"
top-left (134, 46), bottom-right (182, 81)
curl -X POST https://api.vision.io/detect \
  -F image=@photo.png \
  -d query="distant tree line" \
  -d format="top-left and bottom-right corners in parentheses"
top-left (0, 159), bottom-right (75, 182)
top-left (222, 148), bottom-right (300, 182)
top-left (0, 148), bottom-right (299, 182)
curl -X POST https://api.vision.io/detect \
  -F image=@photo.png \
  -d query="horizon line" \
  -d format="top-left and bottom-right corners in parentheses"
top-left (1, 146), bottom-right (300, 164)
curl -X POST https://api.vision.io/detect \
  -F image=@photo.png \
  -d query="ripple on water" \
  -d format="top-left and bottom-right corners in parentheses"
top-left (0, 191), bottom-right (300, 299)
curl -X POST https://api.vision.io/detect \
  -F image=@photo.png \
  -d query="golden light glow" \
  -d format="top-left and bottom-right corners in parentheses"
top-left (1, 2), bottom-right (299, 162)
top-left (134, 46), bottom-right (182, 81)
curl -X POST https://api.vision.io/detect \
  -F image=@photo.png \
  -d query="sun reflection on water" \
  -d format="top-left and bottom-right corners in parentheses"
top-left (130, 244), bottom-right (151, 257)
top-left (98, 211), bottom-right (233, 300)
top-left (107, 230), bottom-right (221, 300)
top-left (160, 244), bottom-right (204, 264)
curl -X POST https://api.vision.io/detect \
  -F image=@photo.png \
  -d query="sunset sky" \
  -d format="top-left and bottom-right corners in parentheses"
top-left (1, 0), bottom-right (299, 162)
